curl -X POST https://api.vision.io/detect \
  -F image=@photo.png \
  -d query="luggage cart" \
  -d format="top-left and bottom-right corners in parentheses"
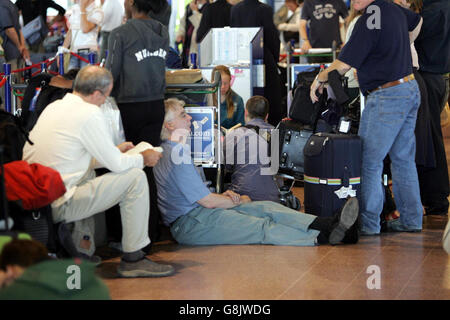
top-left (165, 71), bottom-right (224, 193)
top-left (284, 41), bottom-right (338, 109)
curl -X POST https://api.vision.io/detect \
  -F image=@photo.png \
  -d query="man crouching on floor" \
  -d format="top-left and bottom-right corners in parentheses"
top-left (153, 98), bottom-right (360, 246)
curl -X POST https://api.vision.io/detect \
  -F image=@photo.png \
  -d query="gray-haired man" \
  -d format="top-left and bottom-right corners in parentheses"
top-left (23, 65), bottom-right (174, 278)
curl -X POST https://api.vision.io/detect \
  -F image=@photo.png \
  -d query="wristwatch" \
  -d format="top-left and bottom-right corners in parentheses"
top-left (315, 74), bottom-right (327, 84)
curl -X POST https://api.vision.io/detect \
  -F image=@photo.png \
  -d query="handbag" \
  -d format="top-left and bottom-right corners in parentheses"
top-left (64, 30), bottom-right (79, 71)
top-left (22, 16), bottom-right (49, 46)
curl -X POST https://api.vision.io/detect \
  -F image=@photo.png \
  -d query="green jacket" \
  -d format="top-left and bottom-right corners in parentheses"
top-left (0, 258), bottom-right (111, 300)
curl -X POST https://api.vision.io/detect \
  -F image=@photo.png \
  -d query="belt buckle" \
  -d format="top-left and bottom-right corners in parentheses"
top-left (77, 48), bottom-right (90, 55)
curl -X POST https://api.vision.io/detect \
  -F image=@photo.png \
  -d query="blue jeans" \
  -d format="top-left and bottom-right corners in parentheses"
top-left (68, 51), bottom-right (96, 71)
top-left (170, 201), bottom-right (320, 246)
top-left (358, 80), bottom-right (422, 233)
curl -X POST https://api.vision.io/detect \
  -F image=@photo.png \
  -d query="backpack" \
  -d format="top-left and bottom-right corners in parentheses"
top-left (0, 110), bottom-right (33, 164)
top-left (21, 74), bottom-right (72, 132)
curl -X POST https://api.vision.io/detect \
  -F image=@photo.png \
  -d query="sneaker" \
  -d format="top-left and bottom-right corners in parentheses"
top-left (329, 197), bottom-right (359, 245)
top-left (117, 257), bottom-right (175, 278)
top-left (386, 218), bottom-right (421, 233)
top-left (80, 254), bottom-right (102, 266)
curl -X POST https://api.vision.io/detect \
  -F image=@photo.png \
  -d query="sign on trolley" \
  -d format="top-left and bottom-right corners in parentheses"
top-left (185, 107), bottom-right (216, 165)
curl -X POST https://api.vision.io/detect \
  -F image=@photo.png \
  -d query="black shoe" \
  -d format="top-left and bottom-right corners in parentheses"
top-left (329, 197), bottom-right (359, 245)
top-left (424, 205), bottom-right (449, 216)
top-left (341, 219), bottom-right (360, 244)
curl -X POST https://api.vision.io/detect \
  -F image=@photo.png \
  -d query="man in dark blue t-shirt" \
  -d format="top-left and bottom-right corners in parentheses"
top-left (309, 0), bottom-right (423, 235)
top-left (300, 0), bottom-right (348, 62)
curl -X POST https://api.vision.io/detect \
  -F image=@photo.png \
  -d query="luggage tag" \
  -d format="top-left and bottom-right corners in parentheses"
top-left (334, 185), bottom-right (357, 199)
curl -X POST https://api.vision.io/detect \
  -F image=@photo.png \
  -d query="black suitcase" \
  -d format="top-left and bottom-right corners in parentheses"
top-left (277, 120), bottom-right (314, 179)
top-left (0, 146), bottom-right (32, 250)
top-left (303, 132), bottom-right (362, 217)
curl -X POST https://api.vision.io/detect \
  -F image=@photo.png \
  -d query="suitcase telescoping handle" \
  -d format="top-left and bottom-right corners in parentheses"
top-left (312, 92), bottom-right (327, 134)
top-left (0, 146), bottom-right (10, 231)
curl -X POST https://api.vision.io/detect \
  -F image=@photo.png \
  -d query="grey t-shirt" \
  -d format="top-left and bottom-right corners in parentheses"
top-left (0, 0), bottom-right (21, 61)
top-left (153, 140), bottom-right (211, 226)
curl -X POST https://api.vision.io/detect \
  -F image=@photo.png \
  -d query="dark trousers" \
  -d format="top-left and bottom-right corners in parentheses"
top-left (107, 100), bottom-right (166, 243)
top-left (417, 71), bottom-right (449, 213)
top-left (264, 48), bottom-right (283, 126)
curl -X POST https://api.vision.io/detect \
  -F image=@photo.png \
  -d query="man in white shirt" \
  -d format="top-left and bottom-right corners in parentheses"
top-left (99, 0), bottom-right (124, 62)
top-left (23, 65), bottom-right (174, 278)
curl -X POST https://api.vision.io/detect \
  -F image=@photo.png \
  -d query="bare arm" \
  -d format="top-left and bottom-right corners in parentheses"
top-left (4, 27), bottom-right (23, 51)
top-left (63, 29), bottom-right (72, 48)
top-left (197, 192), bottom-right (252, 209)
top-left (18, 30), bottom-right (30, 60)
top-left (4, 27), bottom-right (29, 60)
top-left (80, 0), bottom-right (98, 33)
top-left (197, 193), bottom-right (238, 209)
top-left (310, 59), bottom-right (352, 102)
top-left (299, 19), bottom-right (311, 51)
top-left (410, 17), bottom-right (422, 43)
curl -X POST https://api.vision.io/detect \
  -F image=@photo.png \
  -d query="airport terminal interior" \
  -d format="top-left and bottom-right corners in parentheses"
top-left (96, 126), bottom-right (450, 300)
top-left (1, 0), bottom-right (449, 301)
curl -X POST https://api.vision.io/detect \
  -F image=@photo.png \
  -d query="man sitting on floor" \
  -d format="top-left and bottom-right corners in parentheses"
top-left (224, 95), bottom-right (279, 202)
top-left (22, 65), bottom-right (174, 278)
top-left (153, 98), bottom-right (360, 246)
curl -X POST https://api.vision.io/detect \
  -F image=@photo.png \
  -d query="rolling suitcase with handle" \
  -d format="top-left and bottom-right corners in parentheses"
top-left (303, 132), bottom-right (362, 217)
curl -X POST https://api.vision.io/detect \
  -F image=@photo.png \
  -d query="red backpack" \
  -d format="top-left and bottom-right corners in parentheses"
top-left (2, 161), bottom-right (66, 210)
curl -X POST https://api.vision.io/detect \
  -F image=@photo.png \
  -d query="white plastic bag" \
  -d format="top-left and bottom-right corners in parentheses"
top-left (100, 97), bottom-right (125, 145)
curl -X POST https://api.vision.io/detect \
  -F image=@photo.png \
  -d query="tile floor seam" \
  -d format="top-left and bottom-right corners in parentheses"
top-left (394, 247), bottom-right (434, 300)
top-left (336, 249), bottom-right (383, 299)
top-left (275, 248), bottom-right (334, 300)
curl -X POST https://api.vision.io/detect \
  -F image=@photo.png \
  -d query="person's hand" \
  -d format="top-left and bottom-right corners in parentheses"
top-left (175, 35), bottom-right (184, 44)
top-left (223, 190), bottom-right (241, 204)
top-left (141, 149), bottom-right (162, 167)
top-left (278, 23), bottom-right (287, 31)
top-left (20, 46), bottom-right (30, 61)
top-left (117, 141), bottom-right (135, 153)
top-left (240, 195), bottom-right (252, 204)
top-left (301, 40), bottom-right (312, 53)
top-left (310, 78), bottom-right (325, 103)
top-left (79, 0), bottom-right (90, 10)
top-left (0, 269), bottom-right (14, 289)
top-left (189, 0), bottom-right (199, 12)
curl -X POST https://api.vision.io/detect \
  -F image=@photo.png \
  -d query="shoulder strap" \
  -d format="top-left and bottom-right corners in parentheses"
top-left (243, 124), bottom-right (260, 135)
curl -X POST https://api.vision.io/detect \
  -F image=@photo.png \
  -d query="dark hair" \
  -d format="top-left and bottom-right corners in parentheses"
top-left (134, 0), bottom-right (166, 14)
top-left (407, 0), bottom-right (423, 13)
top-left (0, 239), bottom-right (50, 270)
top-left (246, 96), bottom-right (269, 120)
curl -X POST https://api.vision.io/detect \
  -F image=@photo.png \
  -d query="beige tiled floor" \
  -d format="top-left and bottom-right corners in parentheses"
top-left (97, 127), bottom-right (450, 300)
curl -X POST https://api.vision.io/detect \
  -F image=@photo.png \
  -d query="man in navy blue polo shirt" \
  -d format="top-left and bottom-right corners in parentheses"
top-left (310, 0), bottom-right (423, 235)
